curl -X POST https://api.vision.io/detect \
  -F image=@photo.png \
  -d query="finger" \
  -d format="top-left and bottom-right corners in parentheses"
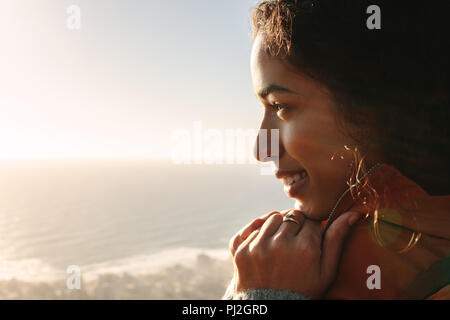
top-left (259, 210), bottom-right (282, 220)
top-left (295, 218), bottom-right (323, 241)
top-left (279, 208), bottom-right (293, 216)
top-left (238, 211), bottom-right (279, 242)
top-left (230, 219), bottom-right (263, 257)
top-left (229, 211), bottom-right (279, 256)
top-left (236, 229), bottom-right (260, 255)
top-left (273, 210), bottom-right (306, 238)
top-left (256, 213), bottom-right (284, 240)
top-left (320, 211), bottom-right (362, 283)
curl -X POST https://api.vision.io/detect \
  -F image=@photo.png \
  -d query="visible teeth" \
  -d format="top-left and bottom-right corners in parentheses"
top-left (282, 171), bottom-right (307, 186)
top-left (286, 176), bottom-right (294, 185)
top-left (282, 177), bottom-right (293, 185)
top-left (300, 171), bottom-right (307, 179)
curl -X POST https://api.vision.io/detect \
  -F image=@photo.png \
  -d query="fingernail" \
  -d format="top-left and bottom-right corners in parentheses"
top-left (348, 212), bottom-right (362, 226)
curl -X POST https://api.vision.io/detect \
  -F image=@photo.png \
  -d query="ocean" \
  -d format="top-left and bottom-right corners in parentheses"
top-left (0, 159), bottom-right (293, 299)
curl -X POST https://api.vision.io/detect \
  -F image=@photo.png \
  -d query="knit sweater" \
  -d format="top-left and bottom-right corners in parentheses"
top-left (222, 277), bottom-right (309, 300)
top-left (223, 288), bottom-right (308, 300)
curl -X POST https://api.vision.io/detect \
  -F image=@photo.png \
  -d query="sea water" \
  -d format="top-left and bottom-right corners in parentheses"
top-left (0, 159), bottom-right (293, 299)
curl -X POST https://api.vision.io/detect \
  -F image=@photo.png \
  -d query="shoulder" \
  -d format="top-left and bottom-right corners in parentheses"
top-left (426, 284), bottom-right (450, 300)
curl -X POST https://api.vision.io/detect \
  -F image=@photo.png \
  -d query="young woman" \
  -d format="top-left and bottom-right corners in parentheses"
top-left (223, 0), bottom-right (450, 300)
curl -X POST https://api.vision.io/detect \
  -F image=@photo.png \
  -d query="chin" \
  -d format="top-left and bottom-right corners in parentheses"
top-left (294, 199), bottom-right (328, 221)
top-left (294, 200), bottom-right (312, 218)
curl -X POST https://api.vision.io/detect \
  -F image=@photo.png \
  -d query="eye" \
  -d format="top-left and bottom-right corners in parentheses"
top-left (270, 103), bottom-right (291, 120)
top-left (270, 103), bottom-right (289, 112)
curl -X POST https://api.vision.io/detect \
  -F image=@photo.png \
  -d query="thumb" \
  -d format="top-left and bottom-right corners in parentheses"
top-left (320, 211), bottom-right (362, 283)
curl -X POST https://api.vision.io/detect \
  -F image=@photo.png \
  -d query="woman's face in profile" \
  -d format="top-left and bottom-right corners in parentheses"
top-left (251, 35), bottom-right (359, 220)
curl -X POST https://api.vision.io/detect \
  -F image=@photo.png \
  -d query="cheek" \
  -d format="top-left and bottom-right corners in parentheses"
top-left (281, 115), bottom-right (343, 165)
top-left (283, 128), bottom-right (324, 163)
top-left (281, 115), bottom-right (354, 184)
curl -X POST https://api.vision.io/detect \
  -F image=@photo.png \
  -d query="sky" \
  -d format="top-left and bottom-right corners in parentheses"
top-left (0, 0), bottom-right (263, 161)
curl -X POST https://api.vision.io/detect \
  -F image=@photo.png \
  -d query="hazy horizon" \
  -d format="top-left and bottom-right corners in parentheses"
top-left (0, 0), bottom-right (262, 161)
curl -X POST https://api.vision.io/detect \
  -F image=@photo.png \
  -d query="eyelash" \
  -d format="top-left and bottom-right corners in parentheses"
top-left (270, 103), bottom-right (289, 112)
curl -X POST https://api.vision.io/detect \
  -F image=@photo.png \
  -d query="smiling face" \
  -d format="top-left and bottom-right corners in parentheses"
top-left (251, 35), bottom-right (374, 220)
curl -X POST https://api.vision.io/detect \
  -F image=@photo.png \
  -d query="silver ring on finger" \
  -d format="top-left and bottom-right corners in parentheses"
top-left (283, 216), bottom-right (300, 225)
top-left (283, 211), bottom-right (304, 225)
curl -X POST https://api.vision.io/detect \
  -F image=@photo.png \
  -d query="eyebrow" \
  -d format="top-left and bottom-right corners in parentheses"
top-left (257, 84), bottom-right (297, 99)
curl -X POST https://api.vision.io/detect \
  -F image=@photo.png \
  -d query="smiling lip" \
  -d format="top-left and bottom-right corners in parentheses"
top-left (275, 169), bottom-right (309, 198)
top-left (274, 169), bottom-right (305, 180)
top-left (283, 174), bottom-right (308, 198)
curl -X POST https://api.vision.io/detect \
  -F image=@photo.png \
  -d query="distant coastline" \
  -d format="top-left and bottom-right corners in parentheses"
top-left (0, 248), bottom-right (234, 299)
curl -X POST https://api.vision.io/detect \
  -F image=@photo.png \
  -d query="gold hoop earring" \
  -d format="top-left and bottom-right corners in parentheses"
top-left (372, 208), bottom-right (422, 254)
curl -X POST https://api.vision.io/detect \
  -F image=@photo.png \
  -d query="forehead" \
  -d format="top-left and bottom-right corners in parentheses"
top-left (251, 36), bottom-right (303, 92)
top-left (250, 36), bottom-right (282, 87)
top-left (250, 35), bottom-right (329, 98)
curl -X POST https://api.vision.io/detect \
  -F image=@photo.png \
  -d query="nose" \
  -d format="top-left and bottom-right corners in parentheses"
top-left (253, 115), bottom-right (282, 163)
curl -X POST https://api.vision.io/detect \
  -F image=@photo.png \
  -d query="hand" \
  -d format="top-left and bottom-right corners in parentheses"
top-left (229, 210), bottom-right (290, 257)
top-left (229, 209), bottom-right (361, 299)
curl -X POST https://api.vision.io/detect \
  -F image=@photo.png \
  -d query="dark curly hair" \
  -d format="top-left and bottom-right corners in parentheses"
top-left (251, 0), bottom-right (450, 196)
